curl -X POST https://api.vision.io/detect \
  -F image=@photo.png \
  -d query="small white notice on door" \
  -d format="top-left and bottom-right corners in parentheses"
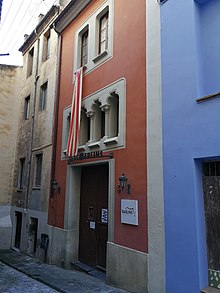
top-left (101, 209), bottom-right (108, 223)
top-left (90, 221), bottom-right (96, 229)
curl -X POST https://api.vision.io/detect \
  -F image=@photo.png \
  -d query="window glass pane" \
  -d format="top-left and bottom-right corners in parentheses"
top-left (18, 158), bottom-right (25, 189)
top-left (24, 96), bottom-right (30, 119)
top-left (101, 110), bottom-right (105, 138)
top-left (46, 35), bottom-right (50, 58)
top-left (99, 12), bottom-right (109, 54)
top-left (27, 48), bottom-right (34, 78)
top-left (35, 154), bottom-right (42, 186)
top-left (100, 42), bottom-right (106, 53)
top-left (81, 30), bottom-right (88, 66)
top-left (100, 30), bottom-right (106, 42)
top-left (82, 56), bottom-right (87, 66)
top-left (40, 83), bottom-right (47, 111)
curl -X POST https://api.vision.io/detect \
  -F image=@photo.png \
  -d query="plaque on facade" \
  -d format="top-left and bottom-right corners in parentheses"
top-left (121, 199), bottom-right (138, 226)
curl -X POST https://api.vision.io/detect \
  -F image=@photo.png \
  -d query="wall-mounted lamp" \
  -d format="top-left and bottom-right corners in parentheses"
top-left (52, 179), bottom-right (60, 193)
top-left (117, 173), bottom-right (131, 194)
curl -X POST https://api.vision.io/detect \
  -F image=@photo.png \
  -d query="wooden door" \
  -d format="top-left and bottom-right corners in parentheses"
top-left (15, 211), bottom-right (22, 249)
top-left (203, 161), bottom-right (220, 289)
top-left (28, 217), bottom-right (38, 255)
top-left (79, 164), bottom-right (108, 270)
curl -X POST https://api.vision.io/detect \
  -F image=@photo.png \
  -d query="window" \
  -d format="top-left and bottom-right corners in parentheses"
top-left (24, 96), bottom-right (30, 120)
top-left (61, 108), bottom-right (71, 158)
top-left (39, 82), bottom-right (47, 111)
top-left (18, 158), bottom-right (25, 189)
top-left (43, 30), bottom-right (50, 61)
top-left (35, 154), bottom-right (42, 187)
top-left (73, 0), bottom-right (113, 74)
top-left (108, 93), bottom-right (119, 137)
top-left (61, 79), bottom-right (125, 158)
top-left (99, 11), bottom-right (109, 54)
top-left (79, 108), bottom-right (90, 146)
top-left (27, 47), bottom-right (34, 78)
top-left (81, 29), bottom-right (88, 67)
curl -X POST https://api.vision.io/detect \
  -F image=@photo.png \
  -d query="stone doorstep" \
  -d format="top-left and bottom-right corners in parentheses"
top-left (201, 287), bottom-right (220, 293)
top-left (71, 261), bottom-right (106, 281)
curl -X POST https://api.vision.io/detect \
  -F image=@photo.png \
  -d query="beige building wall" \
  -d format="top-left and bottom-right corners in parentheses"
top-left (11, 6), bottom-right (60, 259)
top-left (0, 64), bottom-right (22, 248)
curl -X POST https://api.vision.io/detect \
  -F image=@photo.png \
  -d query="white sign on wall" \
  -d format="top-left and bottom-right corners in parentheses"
top-left (121, 199), bottom-right (138, 226)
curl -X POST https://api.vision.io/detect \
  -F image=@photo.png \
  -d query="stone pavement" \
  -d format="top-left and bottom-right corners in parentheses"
top-left (0, 261), bottom-right (58, 292)
top-left (0, 250), bottom-right (129, 293)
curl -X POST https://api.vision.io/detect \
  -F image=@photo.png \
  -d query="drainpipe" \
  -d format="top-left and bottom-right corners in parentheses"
top-left (25, 30), bottom-right (40, 210)
top-left (50, 26), bottom-right (62, 210)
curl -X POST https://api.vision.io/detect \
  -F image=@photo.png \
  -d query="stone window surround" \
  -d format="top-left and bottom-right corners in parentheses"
top-left (17, 158), bottom-right (25, 190)
top-left (34, 153), bottom-right (43, 188)
top-left (61, 78), bottom-right (126, 159)
top-left (39, 81), bottom-right (48, 111)
top-left (24, 95), bottom-right (30, 120)
top-left (73, 0), bottom-right (114, 78)
top-left (42, 29), bottom-right (51, 62)
top-left (27, 47), bottom-right (34, 79)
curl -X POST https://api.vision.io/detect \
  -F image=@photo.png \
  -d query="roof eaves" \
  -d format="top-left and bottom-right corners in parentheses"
top-left (54, 0), bottom-right (92, 34)
top-left (19, 5), bottom-right (60, 54)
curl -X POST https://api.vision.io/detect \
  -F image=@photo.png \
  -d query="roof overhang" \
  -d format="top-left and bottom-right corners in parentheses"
top-left (53, 0), bottom-right (92, 34)
top-left (19, 5), bottom-right (60, 54)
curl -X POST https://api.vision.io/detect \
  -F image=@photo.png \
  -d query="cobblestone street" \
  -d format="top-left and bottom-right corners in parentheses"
top-left (0, 250), bottom-right (129, 293)
top-left (0, 261), bottom-right (58, 293)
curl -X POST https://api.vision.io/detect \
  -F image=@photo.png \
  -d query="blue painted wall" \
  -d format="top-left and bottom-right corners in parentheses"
top-left (161, 0), bottom-right (220, 292)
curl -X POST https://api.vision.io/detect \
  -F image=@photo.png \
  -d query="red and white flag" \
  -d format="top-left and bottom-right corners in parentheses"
top-left (66, 67), bottom-right (83, 157)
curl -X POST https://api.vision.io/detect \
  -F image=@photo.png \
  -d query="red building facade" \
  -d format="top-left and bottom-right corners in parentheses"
top-left (48, 0), bottom-right (147, 291)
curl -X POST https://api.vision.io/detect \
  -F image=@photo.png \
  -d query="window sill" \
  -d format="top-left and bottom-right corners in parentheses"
top-left (32, 187), bottom-right (41, 190)
top-left (78, 145), bottom-right (86, 151)
top-left (16, 188), bottom-right (23, 193)
top-left (104, 136), bottom-right (118, 145)
top-left (88, 141), bottom-right (100, 149)
top-left (92, 50), bottom-right (108, 63)
top-left (196, 91), bottom-right (220, 103)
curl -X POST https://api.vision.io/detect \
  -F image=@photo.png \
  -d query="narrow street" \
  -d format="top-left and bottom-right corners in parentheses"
top-left (0, 250), bottom-right (129, 293)
top-left (0, 261), bottom-right (58, 293)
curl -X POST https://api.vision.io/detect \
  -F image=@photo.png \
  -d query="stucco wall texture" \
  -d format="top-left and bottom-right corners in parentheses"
top-left (0, 65), bottom-right (22, 206)
top-left (49, 0), bottom-right (147, 254)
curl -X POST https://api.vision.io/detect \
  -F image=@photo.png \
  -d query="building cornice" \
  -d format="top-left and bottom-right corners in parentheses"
top-left (53, 0), bottom-right (92, 34)
top-left (19, 5), bottom-right (60, 54)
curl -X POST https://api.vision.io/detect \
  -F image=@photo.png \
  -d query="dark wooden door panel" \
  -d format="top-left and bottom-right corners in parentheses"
top-left (97, 223), bottom-right (108, 269)
top-left (15, 212), bottom-right (22, 249)
top-left (203, 161), bottom-right (220, 289)
top-left (79, 164), bottom-right (108, 268)
top-left (203, 176), bottom-right (220, 270)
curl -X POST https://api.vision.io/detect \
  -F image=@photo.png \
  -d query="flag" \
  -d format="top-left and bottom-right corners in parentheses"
top-left (66, 67), bottom-right (83, 157)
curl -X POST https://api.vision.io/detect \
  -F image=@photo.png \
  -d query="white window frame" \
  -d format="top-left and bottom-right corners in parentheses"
top-left (73, 0), bottom-right (113, 78)
top-left (61, 78), bottom-right (126, 159)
